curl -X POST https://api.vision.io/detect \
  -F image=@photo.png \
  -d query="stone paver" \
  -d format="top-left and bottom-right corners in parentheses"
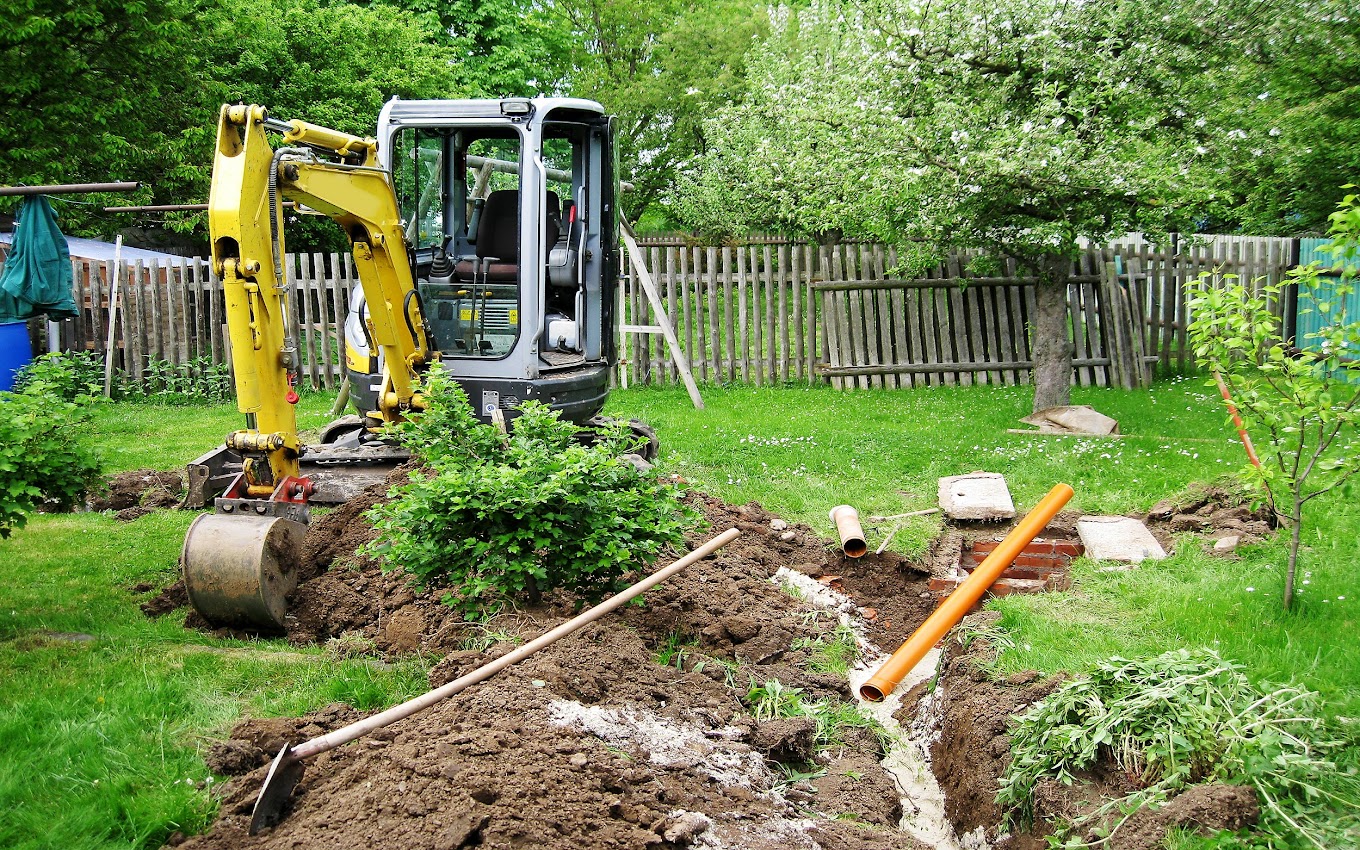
top-left (1076, 515), bottom-right (1167, 563)
top-left (938, 472), bottom-right (1016, 521)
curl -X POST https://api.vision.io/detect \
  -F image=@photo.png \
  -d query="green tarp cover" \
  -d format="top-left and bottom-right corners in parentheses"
top-left (0, 196), bottom-right (76, 322)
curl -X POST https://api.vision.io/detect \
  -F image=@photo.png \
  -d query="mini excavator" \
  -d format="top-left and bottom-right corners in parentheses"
top-left (182, 98), bottom-right (651, 630)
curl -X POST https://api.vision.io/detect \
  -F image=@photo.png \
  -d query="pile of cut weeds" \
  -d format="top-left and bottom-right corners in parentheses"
top-left (169, 492), bottom-right (941, 849)
top-left (913, 614), bottom-right (1263, 850)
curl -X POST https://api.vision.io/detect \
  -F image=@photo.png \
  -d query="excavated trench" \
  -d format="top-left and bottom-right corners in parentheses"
top-left (131, 473), bottom-right (1272, 850)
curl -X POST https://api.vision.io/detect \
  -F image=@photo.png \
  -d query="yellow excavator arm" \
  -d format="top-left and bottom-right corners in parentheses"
top-left (208, 104), bottom-right (431, 496)
top-left (185, 104), bottom-right (433, 630)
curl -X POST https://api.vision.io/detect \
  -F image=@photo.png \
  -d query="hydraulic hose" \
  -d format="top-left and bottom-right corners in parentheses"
top-left (267, 147), bottom-right (310, 287)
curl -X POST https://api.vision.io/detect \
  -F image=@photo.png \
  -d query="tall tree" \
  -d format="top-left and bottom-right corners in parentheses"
top-left (0, 0), bottom-right (203, 234)
top-left (673, 1), bottom-right (1267, 412)
top-left (182, 0), bottom-right (463, 249)
top-left (1214, 0), bottom-right (1360, 234)
top-left (356, 0), bottom-right (573, 97)
top-left (551, 0), bottom-right (766, 221)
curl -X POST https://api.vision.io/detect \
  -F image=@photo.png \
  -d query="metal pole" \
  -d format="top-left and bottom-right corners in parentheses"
top-left (103, 237), bottom-right (123, 397)
top-left (103, 201), bottom-right (299, 213)
top-left (0, 182), bottom-right (140, 197)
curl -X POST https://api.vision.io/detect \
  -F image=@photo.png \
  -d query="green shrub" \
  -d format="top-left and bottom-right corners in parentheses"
top-left (136, 357), bottom-right (233, 404)
top-left (999, 648), bottom-right (1359, 848)
top-left (14, 350), bottom-right (111, 401)
top-left (0, 381), bottom-right (103, 538)
top-left (364, 367), bottom-right (697, 618)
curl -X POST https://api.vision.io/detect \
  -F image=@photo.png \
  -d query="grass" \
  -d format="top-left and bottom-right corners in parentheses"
top-left (794, 623), bottom-right (861, 678)
top-left (1, 373), bottom-right (1356, 847)
top-left (0, 476), bottom-right (428, 849)
top-left (87, 391), bottom-right (339, 474)
top-left (606, 376), bottom-right (1243, 555)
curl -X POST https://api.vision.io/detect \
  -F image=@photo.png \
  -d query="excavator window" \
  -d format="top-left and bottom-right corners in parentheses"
top-left (392, 128), bottom-right (447, 251)
top-left (401, 128), bottom-right (525, 360)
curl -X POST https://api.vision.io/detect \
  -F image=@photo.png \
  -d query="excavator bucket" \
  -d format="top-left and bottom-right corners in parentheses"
top-left (182, 513), bottom-right (307, 630)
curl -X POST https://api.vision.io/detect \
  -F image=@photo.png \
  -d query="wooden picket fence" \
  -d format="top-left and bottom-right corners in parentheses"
top-left (616, 235), bottom-right (1295, 390)
top-left (21, 234), bottom-right (1297, 392)
top-left (46, 253), bottom-right (363, 390)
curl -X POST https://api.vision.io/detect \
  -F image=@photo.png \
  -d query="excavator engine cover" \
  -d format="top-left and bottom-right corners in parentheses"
top-left (182, 513), bottom-right (306, 630)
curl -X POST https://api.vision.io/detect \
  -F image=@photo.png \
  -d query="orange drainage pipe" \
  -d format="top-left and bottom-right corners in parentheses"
top-left (830, 505), bottom-right (868, 558)
top-left (1213, 369), bottom-right (1263, 471)
top-left (859, 483), bottom-right (1074, 702)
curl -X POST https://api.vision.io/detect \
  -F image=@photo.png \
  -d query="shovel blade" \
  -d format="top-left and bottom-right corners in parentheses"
top-left (249, 745), bottom-right (306, 835)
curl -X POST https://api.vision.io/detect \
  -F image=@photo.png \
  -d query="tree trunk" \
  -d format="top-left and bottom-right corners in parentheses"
top-left (1284, 501), bottom-right (1302, 610)
top-left (1030, 257), bottom-right (1074, 413)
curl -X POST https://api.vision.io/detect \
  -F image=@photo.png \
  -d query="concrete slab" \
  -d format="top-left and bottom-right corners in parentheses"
top-left (1076, 516), bottom-right (1167, 563)
top-left (938, 472), bottom-right (1016, 521)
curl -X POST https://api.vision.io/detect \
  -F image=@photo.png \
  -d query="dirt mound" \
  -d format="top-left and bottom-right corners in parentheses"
top-left (919, 616), bottom-right (1261, 850)
top-left (176, 491), bottom-right (940, 849)
top-left (1144, 484), bottom-right (1276, 550)
top-left (1110, 784), bottom-right (1259, 850)
top-left (915, 613), bottom-right (1066, 846)
top-left (89, 469), bottom-right (184, 515)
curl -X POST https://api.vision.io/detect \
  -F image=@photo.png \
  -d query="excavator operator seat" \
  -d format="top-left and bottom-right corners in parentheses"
top-left (454, 189), bottom-right (563, 284)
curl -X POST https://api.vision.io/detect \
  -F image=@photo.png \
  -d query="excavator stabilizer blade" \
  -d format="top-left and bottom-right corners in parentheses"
top-left (182, 513), bottom-right (306, 630)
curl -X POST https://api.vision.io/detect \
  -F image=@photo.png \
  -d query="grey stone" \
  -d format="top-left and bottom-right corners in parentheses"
top-left (779, 530), bottom-right (796, 542)
top-left (770, 518), bottom-right (789, 532)
top-left (1214, 535), bottom-right (1241, 554)
top-left (938, 472), bottom-right (1017, 521)
top-left (1077, 516), bottom-right (1167, 563)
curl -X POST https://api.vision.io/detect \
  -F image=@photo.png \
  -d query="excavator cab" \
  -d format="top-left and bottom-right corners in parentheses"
top-left (343, 97), bottom-right (619, 426)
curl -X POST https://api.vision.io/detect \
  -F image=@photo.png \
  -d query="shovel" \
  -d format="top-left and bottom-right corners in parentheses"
top-left (248, 527), bottom-right (741, 834)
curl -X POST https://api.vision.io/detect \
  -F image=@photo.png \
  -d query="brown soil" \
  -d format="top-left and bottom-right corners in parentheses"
top-left (156, 478), bottom-right (1277, 850)
top-left (918, 614), bottom-right (1261, 850)
top-left (914, 612), bottom-right (1067, 847)
top-left (1143, 483), bottom-right (1277, 552)
top-left (89, 469), bottom-right (185, 515)
top-left (174, 492), bottom-right (939, 849)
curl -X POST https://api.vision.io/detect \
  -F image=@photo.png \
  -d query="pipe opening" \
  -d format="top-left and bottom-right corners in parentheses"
top-left (830, 505), bottom-right (868, 559)
top-left (859, 683), bottom-right (885, 703)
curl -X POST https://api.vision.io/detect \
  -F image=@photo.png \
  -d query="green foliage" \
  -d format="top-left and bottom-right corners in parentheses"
top-left (0, 0), bottom-right (204, 236)
top-left (998, 649), bottom-right (1359, 849)
top-left (365, 367), bottom-right (695, 618)
top-left (654, 630), bottom-right (697, 669)
top-left (367, 0), bottom-right (572, 98)
top-left (136, 357), bottom-right (233, 405)
top-left (1187, 190), bottom-right (1360, 608)
top-left (744, 678), bottom-right (890, 753)
top-left (554, 0), bottom-right (767, 220)
top-left (13, 350), bottom-right (110, 401)
top-left (671, 1), bottom-right (1227, 253)
top-left (794, 623), bottom-right (861, 678)
top-left (0, 378), bottom-right (102, 538)
top-left (1209, 2), bottom-right (1360, 234)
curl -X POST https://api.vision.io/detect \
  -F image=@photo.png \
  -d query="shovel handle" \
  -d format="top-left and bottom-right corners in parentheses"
top-left (289, 527), bottom-right (742, 761)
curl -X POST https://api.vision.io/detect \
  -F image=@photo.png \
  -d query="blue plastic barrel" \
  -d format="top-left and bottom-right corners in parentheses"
top-left (0, 321), bottom-right (33, 392)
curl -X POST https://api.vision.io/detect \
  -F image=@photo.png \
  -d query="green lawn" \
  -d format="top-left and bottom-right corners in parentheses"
top-left (1, 377), bottom-right (1355, 847)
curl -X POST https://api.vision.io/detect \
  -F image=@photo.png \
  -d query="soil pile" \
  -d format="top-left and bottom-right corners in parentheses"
top-left (916, 614), bottom-right (1261, 850)
top-left (88, 468), bottom-right (184, 520)
top-left (177, 494), bottom-right (940, 849)
top-left (1144, 485), bottom-right (1276, 550)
